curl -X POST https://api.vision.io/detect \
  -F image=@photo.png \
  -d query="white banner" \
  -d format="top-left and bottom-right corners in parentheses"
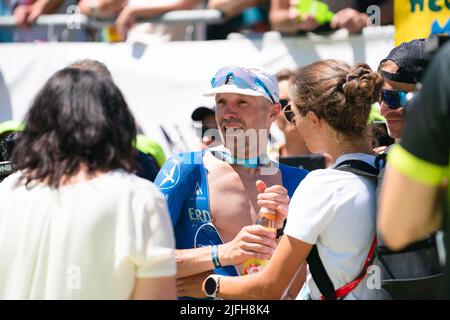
top-left (0, 27), bottom-right (395, 156)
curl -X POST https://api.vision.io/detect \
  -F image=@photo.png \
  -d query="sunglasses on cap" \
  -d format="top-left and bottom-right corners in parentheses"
top-left (283, 104), bottom-right (296, 123)
top-left (380, 89), bottom-right (407, 110)
top-left (211, 66), bottom-right (276, 104)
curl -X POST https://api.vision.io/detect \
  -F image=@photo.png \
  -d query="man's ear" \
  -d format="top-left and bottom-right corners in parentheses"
top-left (269, 102), bottom-right (281, 121)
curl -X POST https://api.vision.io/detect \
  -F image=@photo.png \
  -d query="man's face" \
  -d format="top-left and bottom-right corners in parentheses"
top-left (215, 93), bottom-right (279, 155)
top-left (380, 62), bottom-right (416, 139)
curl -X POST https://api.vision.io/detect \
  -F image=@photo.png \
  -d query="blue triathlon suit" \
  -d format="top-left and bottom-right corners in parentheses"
top-left (155, 151), bottom-right (308, 296)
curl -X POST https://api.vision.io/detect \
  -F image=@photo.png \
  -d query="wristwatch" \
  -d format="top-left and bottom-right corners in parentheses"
top-left (204, 274), bottom-right (221, 299)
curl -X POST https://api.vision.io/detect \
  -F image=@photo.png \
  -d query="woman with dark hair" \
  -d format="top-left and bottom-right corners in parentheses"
top-left (0, 68), bottom-right (176, 299)
top-left (201, 60), bottom-right (384, 300)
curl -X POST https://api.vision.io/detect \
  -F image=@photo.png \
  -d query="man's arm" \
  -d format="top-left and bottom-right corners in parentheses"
top-left (175, 225), bottom-right (277, 298)
top-left (126, 0), bottom-right (199, 16)
top-left (14, 0), bottom-right (65, 27)
top-left (175, 246), bottom-right (217, 279)
top-left (115, 0), bottom-right (199, 40)
top-left (175, 224), bottom-right (277, 278)
top-left (379, 160), bottom-right (443, 250)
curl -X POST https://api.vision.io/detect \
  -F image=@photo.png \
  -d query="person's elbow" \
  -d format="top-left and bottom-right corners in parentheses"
top-left (378, 214), bottom-right (415, 251)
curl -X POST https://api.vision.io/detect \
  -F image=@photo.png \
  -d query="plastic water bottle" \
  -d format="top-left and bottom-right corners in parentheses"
top-left (296, 0), bottom-right (335, 25)
top-left (242, 207), bottom-right (277, 275)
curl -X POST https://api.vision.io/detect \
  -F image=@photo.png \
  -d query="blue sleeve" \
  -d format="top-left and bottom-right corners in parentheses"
top-left (154, 154), bottom-right (197, 227)
top-left (279, 164), bottom-right (309, 198)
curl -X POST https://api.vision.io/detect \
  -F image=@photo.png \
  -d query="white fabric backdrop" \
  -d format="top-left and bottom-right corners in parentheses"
top-left (0, 27), bottom-right (395, 156)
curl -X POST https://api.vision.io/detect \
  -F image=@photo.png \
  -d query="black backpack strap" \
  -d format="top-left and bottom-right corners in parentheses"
top-left (306, 158), bottom-right (378, 300)
top-left (334, 159), bottom-right (379, 178)
top-left (306, 246), bottom-right (337, 300)
top-left (375, 152), bottom-right (388, 172)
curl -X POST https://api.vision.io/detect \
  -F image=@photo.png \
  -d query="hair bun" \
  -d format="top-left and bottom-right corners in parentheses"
top-left (343, 63), bottom-right (384, 105)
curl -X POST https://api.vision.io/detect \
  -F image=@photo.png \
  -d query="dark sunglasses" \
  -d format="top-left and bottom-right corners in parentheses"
top-left (380, 89), bottom-right (407, 110)
top-left (279, 99), bottom-right (289, 108)
top-left (283, 105), bottom-right (296, 123)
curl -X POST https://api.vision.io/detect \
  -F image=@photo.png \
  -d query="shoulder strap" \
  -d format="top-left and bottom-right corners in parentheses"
top-left (375, 152), bottom-right (388, 172)
top-left (334, 159), bottom-right (379, 178)
top-left (306, 246), bottom-right (337, 300)
top-left (307, 158), bottom-right (378, 300)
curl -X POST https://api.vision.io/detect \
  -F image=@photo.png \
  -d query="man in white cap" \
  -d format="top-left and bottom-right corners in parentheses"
top-left (155, 66), bottom-right (308, 299)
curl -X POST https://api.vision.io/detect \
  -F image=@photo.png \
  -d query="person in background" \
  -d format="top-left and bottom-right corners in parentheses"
top-left (378, 38), bottom-right (431, 141)
top-left (112, 0), bottom-right (200, 41)
top-left (361, 38), bottom-right (443, 300)
top-left (191, 105), bottom-right (219, 150)
top-left (10, 0), bottom-right (87, 42)
top-left (1, 0), bottom-right (13, 42)
top-left (206, 0), bottom-right (270, 40)
top-left (0, 120), bottom-right (23, 182)
top-left (135, 133), bottom-right (167, 169)
top-left (379, 42), bottom-right (450, 299)
top-left (0, 67), bottom-right (176, 299)
top-left (77, 0), bottom-right (127, 19)
top-left (68, 59), bottom-right (165, 181)
top-left (0, 120), bottom-right (23, 138)
top-left (366, 107), bottom-right (394, 153)
top-left (11, 0), bottom-right (64, 28)
top-left (271, 68), bottom-right (310, 160)
top-left (269, 0), bottom-right (393, 34)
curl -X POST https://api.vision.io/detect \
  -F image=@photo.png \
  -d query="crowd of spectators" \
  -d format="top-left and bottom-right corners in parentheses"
top-left (0, 0), bottom-right (394, 42)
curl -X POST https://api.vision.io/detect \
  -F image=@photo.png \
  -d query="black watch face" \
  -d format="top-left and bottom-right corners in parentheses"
top-left (204, 277), bottom-right (217, 296)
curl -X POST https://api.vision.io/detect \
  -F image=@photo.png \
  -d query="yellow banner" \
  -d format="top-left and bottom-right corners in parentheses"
top-left (395, 0), bottom-right (450, 45)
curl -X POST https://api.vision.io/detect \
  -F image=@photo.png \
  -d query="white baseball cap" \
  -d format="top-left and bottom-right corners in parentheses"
top-left (203, 66), bottom-right (280, 104)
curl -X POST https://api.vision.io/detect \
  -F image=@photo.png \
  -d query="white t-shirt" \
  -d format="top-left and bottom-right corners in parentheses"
top-left (284, 153), bottom-right (377, 300)
top-left (0, 170), bottom-right (176, 299)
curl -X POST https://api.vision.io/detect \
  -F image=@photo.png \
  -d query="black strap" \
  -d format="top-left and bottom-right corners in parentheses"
top-left (306, 246), bottom-right (337, 300)
top-left (379, 69), bottom-right (418, 84)
top-left (334, 159), bottom-right (379, 178)
top-left (377, 234), bottom-right (437, 255)
top-left (306, 158), bottom-right (378, 300)
top-left (375, 152), bottom-right (388, 172)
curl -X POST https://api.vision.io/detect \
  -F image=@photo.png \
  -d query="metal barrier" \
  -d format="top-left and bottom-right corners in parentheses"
top-left (0, 9), bottom-right (225, 41)
top-left (0, 9), bottom-right (224, 28)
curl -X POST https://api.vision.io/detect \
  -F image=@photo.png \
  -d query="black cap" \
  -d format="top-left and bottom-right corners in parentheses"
top-left (191, 106), bottom-right (215, 122)
top-left (379, 39), bottom-right (432, 84)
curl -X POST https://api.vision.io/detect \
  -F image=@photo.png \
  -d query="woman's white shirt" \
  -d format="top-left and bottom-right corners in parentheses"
top-left (284, 153), bottom-right (377, 300)
top-left (0, 170), bottom-right (176, 299)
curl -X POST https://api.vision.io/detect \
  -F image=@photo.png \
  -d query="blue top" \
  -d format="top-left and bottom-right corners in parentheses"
top-left (155, 151), bottom-right (308, 274)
